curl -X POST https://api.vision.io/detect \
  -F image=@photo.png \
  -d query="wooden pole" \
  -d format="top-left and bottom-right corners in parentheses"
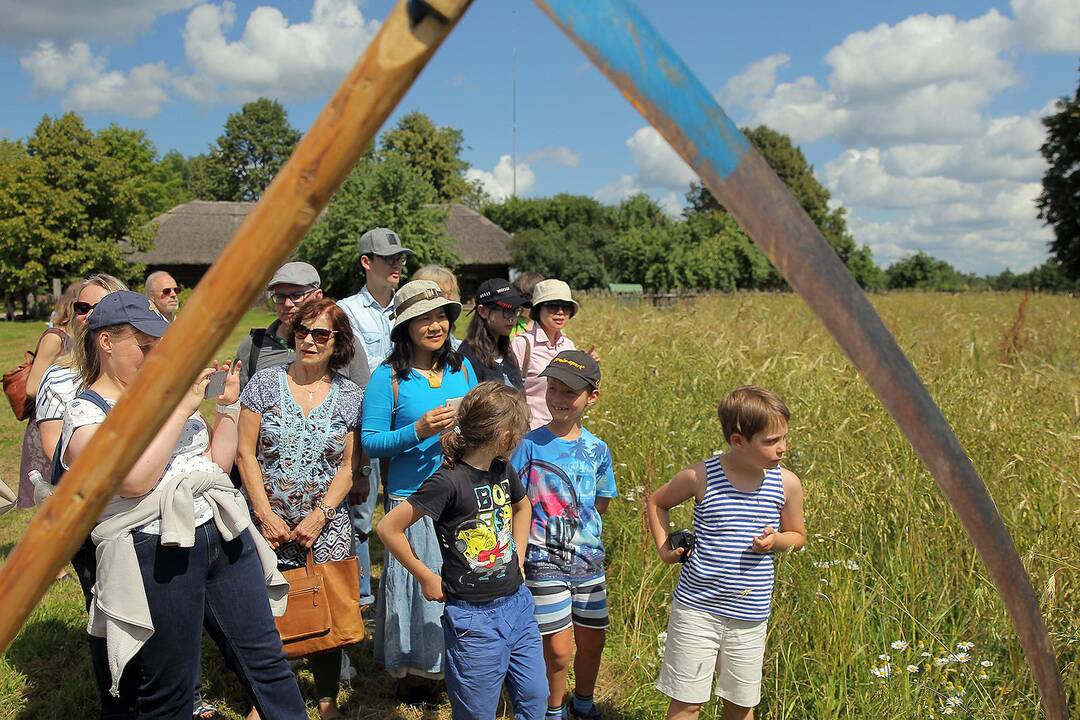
top-left (0, 0), bottom-right (473, 653)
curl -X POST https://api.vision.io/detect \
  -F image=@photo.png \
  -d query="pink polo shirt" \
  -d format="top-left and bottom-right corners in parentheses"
top-left (511, 325), bottom-right (577, 430)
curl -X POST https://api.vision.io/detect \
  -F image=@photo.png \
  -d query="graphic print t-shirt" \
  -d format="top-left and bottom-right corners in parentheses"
top-left (408, 459), bottom-right (526, 602)
top-left (511, 426), bottom-right (617, 579)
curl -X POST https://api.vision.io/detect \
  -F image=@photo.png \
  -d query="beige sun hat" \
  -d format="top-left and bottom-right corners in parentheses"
top-left (531, 279), bottom-right (579, 309)
top-left (392, 280), bottom-right (462, 329)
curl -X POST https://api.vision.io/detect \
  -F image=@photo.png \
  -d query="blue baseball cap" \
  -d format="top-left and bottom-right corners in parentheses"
top-left (87, 291), bottom-right (170, 337)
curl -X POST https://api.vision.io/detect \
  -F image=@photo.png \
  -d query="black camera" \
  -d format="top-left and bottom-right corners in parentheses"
top-left (666, 529), bottom-right (695, 563)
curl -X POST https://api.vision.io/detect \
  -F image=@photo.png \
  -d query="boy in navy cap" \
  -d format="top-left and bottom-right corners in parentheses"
top-left (511, 350), bottom-right (617, 719)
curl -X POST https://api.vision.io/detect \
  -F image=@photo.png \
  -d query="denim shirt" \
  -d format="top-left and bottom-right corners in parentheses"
top-left (339, 285), bottom-right (395, 371)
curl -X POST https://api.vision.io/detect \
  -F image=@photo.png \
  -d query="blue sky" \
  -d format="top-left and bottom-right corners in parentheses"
top-left (1, 0), bottom-right (1078, 274)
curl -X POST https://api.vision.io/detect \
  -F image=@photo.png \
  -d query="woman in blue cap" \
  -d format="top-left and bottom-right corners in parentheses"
top-left (61, 290), bottom-right (306, 720)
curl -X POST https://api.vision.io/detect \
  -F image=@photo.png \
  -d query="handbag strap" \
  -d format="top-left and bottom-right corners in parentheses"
top-left (305, 549), bottom-right (318, 576)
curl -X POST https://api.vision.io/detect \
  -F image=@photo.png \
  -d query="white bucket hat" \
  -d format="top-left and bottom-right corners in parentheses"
top-left (531, 279), bottom-right (579, 310)
top-left (392, 280), bottom-right (462, 330)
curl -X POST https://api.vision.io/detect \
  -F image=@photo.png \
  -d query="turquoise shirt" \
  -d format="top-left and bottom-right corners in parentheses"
top-left (361, 359), bottom-right (477, 497)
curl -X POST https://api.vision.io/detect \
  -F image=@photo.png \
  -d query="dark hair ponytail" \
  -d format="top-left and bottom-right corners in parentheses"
top-left (440, 382), bottom-right (529, 468)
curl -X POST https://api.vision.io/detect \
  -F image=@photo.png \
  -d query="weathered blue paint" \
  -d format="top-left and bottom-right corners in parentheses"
top-left (539, 0), bottom-right (750, 180)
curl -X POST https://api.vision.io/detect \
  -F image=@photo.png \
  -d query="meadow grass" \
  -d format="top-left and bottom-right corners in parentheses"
top-left (0, 293), bottom-right (1076, 719)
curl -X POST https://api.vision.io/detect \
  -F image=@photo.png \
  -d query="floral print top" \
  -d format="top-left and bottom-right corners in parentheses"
top-left (240, 364), bottom-right (363, 568)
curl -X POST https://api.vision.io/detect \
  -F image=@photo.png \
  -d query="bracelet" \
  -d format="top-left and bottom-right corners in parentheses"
top-left (215, 401), bottom-right (241, 418)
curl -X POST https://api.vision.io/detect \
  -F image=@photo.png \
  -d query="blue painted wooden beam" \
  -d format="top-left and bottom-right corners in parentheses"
top-left (533, 1), bottom-right (1066, 717)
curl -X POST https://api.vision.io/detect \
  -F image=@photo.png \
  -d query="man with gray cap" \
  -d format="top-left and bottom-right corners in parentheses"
top-left (337, 227), bottom-right (413, 614)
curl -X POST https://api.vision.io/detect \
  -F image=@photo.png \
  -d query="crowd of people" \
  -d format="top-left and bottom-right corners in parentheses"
top-left (12, 226), bottom-right (806, 720)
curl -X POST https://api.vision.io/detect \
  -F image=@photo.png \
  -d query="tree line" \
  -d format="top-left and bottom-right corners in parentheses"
top-left (2, 75), bottom-right (1077, 314)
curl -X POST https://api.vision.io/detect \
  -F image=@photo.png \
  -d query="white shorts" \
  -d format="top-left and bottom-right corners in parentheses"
top-left (655, 600), bottom-right (767, 707)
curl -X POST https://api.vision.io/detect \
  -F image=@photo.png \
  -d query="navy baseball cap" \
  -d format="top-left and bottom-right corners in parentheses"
top-left (474, 278), bottom-right (531, 309)
top-left (87, 291), bottom-right (170, 337)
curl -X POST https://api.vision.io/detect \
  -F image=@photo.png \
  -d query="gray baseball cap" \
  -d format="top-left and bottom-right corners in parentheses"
top-left (360, 227), bottom-right (413, 257)
top-left (267, 261), bottom-right (320, 290)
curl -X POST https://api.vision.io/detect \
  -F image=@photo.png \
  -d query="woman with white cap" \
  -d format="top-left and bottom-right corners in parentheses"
top-left (62, 290), bottom-right (306, 719)
top-left (361, 279), bottom-right (477, 700)
top-left (511, 279), bottom-right (595, 430)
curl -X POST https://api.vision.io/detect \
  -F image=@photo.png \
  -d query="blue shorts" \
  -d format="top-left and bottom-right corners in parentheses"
top-left (525, 573), bottom-right (609, 635)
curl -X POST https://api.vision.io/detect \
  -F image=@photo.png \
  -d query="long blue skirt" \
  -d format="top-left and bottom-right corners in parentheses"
top-left (374, 496), bottom-right (445, 678)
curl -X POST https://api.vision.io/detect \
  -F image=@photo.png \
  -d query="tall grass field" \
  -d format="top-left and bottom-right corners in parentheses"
top-left (0, 292), bottom-right (1076, 719)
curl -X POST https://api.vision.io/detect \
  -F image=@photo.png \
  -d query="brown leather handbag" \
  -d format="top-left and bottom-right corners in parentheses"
top-left (3, 351), bottom-right (36, 421)
top-left (275, 551), bottom-right (364, 659)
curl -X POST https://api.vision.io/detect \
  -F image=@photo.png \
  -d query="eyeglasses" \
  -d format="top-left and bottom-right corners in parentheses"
top-left (271, 289), bottom-right (315, 305)
top-left (294, 323), bottom-right (337, 344)
top-left (376, 253), bottom-right (407, 268)
top-left (73, 301), bottom-right (98, 316)
top-left (543, 302), bottom-right (575, 314)
top-left (159, 287), bottom-right (180, 297)
top-left (485, 304), bottom-right (518, 320)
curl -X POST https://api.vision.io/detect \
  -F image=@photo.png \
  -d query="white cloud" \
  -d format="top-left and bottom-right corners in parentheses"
top-left (465, 155), bottom-right (535, 202)
top-left (718, 53), bottom-right (789, 108)
top-left (0, 0), bottom-right (197, 45)
top-left (20, 41), bottom-right (171, 117)
top-left (176, 0), bottom-right (380, 102)
top-left (594, 175), bottom-right (642, 205)
top-left (626, 126), bottom-right (697, 190)
top-left (523, 146), bottom-right (580, 167)
top-left (1010, 0), bottom-right (1080, 52)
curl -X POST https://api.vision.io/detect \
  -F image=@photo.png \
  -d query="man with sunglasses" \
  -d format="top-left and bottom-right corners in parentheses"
top-left (338, 227), bottom-right (414, 615)
top-left (144, 270), bottom-right (180, 322)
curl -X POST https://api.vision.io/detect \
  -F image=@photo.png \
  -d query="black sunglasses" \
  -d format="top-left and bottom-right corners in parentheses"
top-left (543, 302), bottom-right (575, 314)
top-left (271, 288), bottom-right (315, 305)
top-left (160, 287), bottom-right (180, 297)
top-left (294, 323), bottom-right (337, 344)
top-left (73, 301), bottom-right (98, 315)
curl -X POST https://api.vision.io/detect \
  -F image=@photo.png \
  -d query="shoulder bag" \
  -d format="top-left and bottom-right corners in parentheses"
top-left (275, 549), bottom-right (364, 659)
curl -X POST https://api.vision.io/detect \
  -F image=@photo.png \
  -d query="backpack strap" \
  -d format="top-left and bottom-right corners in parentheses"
top-left (50, 389), bottom-right (112, 486)
top-left (520, 333), bottom-right (533, 378)
top-left (248, 328), bottom-right (266, 376)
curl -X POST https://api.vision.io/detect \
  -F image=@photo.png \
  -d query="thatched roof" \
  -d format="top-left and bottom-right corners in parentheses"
top-left (131, 201), bottom-right (511, 267)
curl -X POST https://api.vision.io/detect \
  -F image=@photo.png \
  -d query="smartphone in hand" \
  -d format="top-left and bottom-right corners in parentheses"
top-left (204, 370), bottom-right (227, 399)
top-left (446, 397), bottom-right (464, 411)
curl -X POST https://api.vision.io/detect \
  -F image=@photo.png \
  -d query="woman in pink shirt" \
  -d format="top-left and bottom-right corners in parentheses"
top-left (511, 279), bottom-right (591, 430)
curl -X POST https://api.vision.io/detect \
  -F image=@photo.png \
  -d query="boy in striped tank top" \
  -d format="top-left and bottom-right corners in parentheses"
top-left (646, 386), bottom-right (805, 720)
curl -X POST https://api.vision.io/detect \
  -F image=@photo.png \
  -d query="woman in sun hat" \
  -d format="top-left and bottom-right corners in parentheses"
top-left (361, 279), bottom-right (477, 700)
top-left (459, 278), bottom-right (532, 389)
top-left (511, 278), bottom-right (595, 430)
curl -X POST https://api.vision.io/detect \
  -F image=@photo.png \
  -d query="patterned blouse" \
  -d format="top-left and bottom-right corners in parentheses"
top-left (240, 364), bottom-right (363, 568)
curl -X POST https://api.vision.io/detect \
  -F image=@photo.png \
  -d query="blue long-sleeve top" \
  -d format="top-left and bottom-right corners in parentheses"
top-left (361, 359), bottom-right (477, 497)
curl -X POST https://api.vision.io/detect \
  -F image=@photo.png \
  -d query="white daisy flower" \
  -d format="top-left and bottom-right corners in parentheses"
top-left (956, 641), bottom-right (974, 651)
top-left (906, 664), bottom-right (920, 674)
top-left (979, 660), bottom-right (993, 668)
top-left (891, 640), bottom-right (909, 651)
top-left (954, 652), bottom-right (970, 664)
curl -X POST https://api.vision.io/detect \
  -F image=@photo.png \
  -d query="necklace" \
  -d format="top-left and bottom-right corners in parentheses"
top-left (289, 372), bottom-right (328, 400)
top-left (415, 367), bottom-right (443, 388)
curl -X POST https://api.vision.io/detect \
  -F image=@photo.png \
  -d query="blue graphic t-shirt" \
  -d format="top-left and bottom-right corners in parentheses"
top-left (511, 426), bottom-right (617, 579)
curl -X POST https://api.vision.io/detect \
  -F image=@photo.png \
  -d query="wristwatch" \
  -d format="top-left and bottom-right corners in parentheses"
top-left (316, 499), bottom-right (336, 520)
top-left (359, 465), bottom-right (372, 478)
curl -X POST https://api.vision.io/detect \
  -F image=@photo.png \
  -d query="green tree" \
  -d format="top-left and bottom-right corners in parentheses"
top-left (193, 98), bottom-right (302, 201)
top-left (509, 226), bottom-right (608, 290)
top-left (298, 153), bottom-right (455, 298)
top-left (885, 252), bottom-right (967, 291)
top-left (1036, 64), bottom-right (1080, 280)
top-left (379, 111), bottom-right (487, 206)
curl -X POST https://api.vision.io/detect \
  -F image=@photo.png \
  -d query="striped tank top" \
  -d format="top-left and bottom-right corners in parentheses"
top-left (672, 456), bottom-right (785, 622)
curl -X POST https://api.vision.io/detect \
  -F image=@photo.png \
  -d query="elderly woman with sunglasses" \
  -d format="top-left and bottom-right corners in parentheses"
top-left (360, 279), bottom-right (477, 701)
top-left (237, 297), bottom-right (363, 720)
top-left (61, 291), bottom-right (306, 720)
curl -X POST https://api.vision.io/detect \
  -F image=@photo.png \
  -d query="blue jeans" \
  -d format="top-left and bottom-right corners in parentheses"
top-left (130, 523), bottom-right (307, 720)
top-left (442, 584), bottom-right (547, 720)
top-left (349, 467), bottom-right (378, 607)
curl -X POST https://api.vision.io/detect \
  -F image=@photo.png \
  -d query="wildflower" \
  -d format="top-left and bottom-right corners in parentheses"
top-left (891, 640), bottom-right (909, 651)
top-left (878, 654), bottom-right (891, 662)
top-left (870, 664), bottom-right (892, 678)
top-left (979, 660), bottom-right (992, 668)
top-left (941, 708), bottom-right (954, 716)
top-left (977, 672), bottom-right (989, 680)
top-left (920, 651), bottom-right (932, 658)
top-left (956, 641), bottom-right (974, 651)
top-left (656, 631), bottom-right (668, 658)
top-left (933, 657), bottom-right (951, 667)
top-left (954, 653), bottom-right (970, 664)
top-left (946, 696), bottom-right (962, 707)
top-left (907, 665), bottom-right (920, 674)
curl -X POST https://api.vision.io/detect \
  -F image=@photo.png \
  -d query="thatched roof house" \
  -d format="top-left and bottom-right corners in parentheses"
top-left (130, 200), bottom-right (513, 294)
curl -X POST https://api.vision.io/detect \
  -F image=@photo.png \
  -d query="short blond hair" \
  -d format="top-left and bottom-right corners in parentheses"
top-left (411, 265), bottom-right (459, 301)
top-left (718, 386), bottom-right (790, 443)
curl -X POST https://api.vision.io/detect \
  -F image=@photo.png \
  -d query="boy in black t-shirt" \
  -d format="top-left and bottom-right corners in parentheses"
top-left (378, 382), bottom-right (547, 719)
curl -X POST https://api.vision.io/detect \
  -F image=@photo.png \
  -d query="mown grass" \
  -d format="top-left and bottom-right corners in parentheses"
top-left (0, 293), bottom-right (1077, 719)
